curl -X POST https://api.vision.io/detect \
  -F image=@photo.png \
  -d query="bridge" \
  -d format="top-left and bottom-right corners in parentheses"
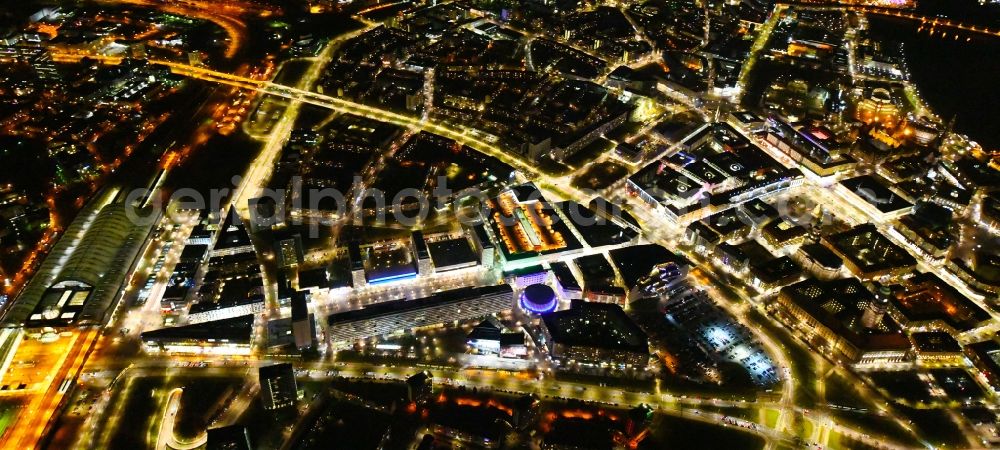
top-left (857, 6), bottom-right (1000, 38)
top-left (51, 52), bottom-right (543, 181)
top-left (780, 2), bottom-right (1000, 39)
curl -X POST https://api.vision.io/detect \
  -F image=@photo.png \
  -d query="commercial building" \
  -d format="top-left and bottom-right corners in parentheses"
top-left (549, 261), bottom-right (582, 300)
top-left (180, 244), bottom-right (209, 265)
top-left (609, 244), bottom-right (690, 301)
top-left (627, 121), bottom-right (802, 225)
top-left (855, 87), bottom-right (901, 125)
top-left (822, 223), bottom-right (916, 281)
top-left (274, 234), bottom-right (304, 269)
top-left (485, 183), bottom-right (583, 269)
top-left (354, 240), bottom-right (418, 286)
top-left (979, 192), bottom-right (1000, 234)
top-left (427, 237), bottom-right (479, 273)
top-left (777, 278), bottom-right (910, 364)
top-left (468, 223), bottom-right (496, 268)
top-left (348, 241), bottom-right (366, 288)
top-left (519, 284), bottom-right (558, 315)
top-left (468, 317), bottom-right (504, 354)
top-left (260, 363), bottom-right (298, 410)
top-left (554, 201), bottom-right (639, 249)
top-left (141, 314), bottom-right (255, 355)
top-left (466, 316), bottom-right (528, 359)
top-left (761, 218), bottom-right (809, 250)
top-left (211, 209), bottom-right (255, 258)
top-left (794, 243), bottom-right (844, 280)
top-left (893, 202), bottom-right (953, 261)
top-left (966, 341), bottom-right (1000, 392)
top-left (411, 231), bottom-right (432, 275)
top-left (291, 291), bottom-right (317, 350)
top-left (949, 251), bottom-right (1000, 295)
top-left (506, 265), bottom-right (549, 289)
top-left (325, 284), bottom-right (513, 345)
top-left (749, 255), bottom-right (803, 291)
top-left (187, 295), bottom-right (265, 324)
top-left (886, 273), bottom-right (991, 336)
top-left (764, 117), bottom-right (856, 178)
top-left (574, 253), bottom-right (622, 305)
top-left (910, 331), bottom-right (964, 365)
top-left (837, 175), bottom-right (913, 222)
top-left (538, 300), bottom-right (649, 368)
top-left (6, 189), bottom-right (159, 328)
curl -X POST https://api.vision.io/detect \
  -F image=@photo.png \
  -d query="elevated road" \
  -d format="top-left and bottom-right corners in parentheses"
top-left (155, 388), bottom-right (207, 450)
top-left (854, 6), bottom-right (1000, 38)
top-left (49, 53), bottom-right (545, 184)
top-left (778, 2), bottom-right (1000, 39)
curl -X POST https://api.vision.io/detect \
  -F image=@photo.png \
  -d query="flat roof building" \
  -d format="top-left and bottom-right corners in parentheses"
top-left (539, 300), bottom-right (649, 368)
top-left (777, 278), bottom-right (910, 364)
top-left (141, 314), bottom-right (255, 355)
top-left (325, 284), bottom-right (513, 345)
top-left (427, 237), bottom-right (478, 272)
top-left (187, 294), bottom-right (265, 324)
top-left (823, 223), bottom-right (916, 280)
top-left (260, 363), bottom-right (298, 410)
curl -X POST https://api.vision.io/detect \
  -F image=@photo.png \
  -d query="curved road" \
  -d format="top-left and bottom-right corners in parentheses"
top-left (155, 388), bottom-right (207, 450)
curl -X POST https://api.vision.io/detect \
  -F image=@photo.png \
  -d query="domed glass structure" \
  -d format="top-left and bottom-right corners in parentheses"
top-left (519, 283), bottom-right (557, 315)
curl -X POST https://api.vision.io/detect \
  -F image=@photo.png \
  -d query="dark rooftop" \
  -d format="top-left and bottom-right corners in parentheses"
top-left (140, 314), bottom-right (255, 344)
top-left (799, 243), bottom-right (843, 270)
top-left (427, 237), bottom-right (478, 270)
top-left (911, 331), bottom-right (962, 354)
top-left (327, 284), bottom-right (512, 326)
top-left (542, 300), bottom-right (648, 354)
top-left (608, 244), bottom-right (687, 290)
top-left (840, 175), bottom-right (913, 214)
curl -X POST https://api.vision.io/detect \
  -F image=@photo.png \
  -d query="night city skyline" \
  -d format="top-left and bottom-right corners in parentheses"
top-left (0, 0), bottom-right (999, 449)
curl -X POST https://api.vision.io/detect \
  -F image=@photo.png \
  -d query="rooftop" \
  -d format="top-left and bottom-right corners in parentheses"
top-left (327, 284), bottom-right (512, 326)
top-left (141, 314), bottom-right (255, 344)
top-left (840, 175), bottom-right (913, 214)
top-left (780, 278), bottom-right (908, 351)
top-left (799, 243), bottom-right (843, 270)
top-left (542, 300), bottom-right (648, 354)
top-left (824, 223), bottom-right (916, 276)
top-left (890, 273), bottom-right (990, 332)
top-left (608, 244), bottom-right (687, 290)
top-left (427, 237), bottom-right (478, 270)
top-left (911, 331), bottom-right (962, 354)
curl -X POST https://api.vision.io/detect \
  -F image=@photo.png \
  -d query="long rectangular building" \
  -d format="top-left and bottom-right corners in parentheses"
top-left (325, 284), bottom-right (513, 345)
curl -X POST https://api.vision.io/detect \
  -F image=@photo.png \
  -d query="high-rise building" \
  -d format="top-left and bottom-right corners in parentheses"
top-left (291, 291), bottom-right (316, 350)
top-left (348, 241), bottom-right (366, 288)
top-left (259, 363), bottom-right (298, 410)
top-left (862, 284), bottom-right (892, 329)
top-left (468, 223), bottom-right (496, 268)
top-left (274, 234), bottom-right (304, 269)
top-left (411, 231), bottom-right (433, 275)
